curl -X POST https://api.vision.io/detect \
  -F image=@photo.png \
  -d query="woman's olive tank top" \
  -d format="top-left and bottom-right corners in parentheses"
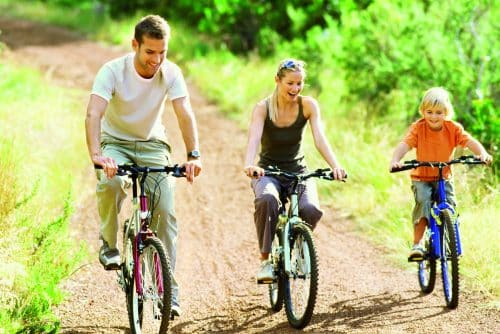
top-left (258, 96), bottom-right (307, 172)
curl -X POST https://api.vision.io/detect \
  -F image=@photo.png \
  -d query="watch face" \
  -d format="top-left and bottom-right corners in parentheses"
top-left (188, 150), bottom-right (200, 158)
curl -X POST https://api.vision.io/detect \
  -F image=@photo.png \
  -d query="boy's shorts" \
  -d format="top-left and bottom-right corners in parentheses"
top-left (411, 180), bottom-right (456, 225)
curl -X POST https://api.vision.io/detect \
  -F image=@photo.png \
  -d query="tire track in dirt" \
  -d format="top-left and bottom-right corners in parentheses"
top-left (1, 16), bottom-right (498, 334)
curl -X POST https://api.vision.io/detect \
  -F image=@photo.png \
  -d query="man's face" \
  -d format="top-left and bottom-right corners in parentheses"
top-left (132, 35), bottom-right (168, 78)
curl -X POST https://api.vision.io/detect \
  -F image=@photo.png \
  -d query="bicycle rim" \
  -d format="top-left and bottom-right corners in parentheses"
top-left (269, 234), bottom-right (284, 312)
top-left (128, 237), bottom-right (172, 333)
top-left (418, 229), bottom-right (436, 293)
top-left (284, 224), bottom-right (318, 329)
top-left (440, 210), bottom-right (459, 309)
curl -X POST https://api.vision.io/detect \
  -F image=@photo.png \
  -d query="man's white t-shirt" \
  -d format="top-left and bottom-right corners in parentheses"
top-left (91, 53), bottom-right (189, 142)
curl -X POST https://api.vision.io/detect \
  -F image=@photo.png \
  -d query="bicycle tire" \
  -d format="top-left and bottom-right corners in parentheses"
top-left (284, 223), bottom-right (318, 329)
top-left (440, 210), bottom-right (459, 309)
top-left (127, 237), bottom-right (172, 333)
top-left (269, 234), bottom-right (284, 312)
top-left (418, 228), bottom-right (436, 293)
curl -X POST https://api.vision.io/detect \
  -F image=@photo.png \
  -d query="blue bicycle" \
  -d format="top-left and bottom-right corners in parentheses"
top-left (391, 155), bottom-right (485, 309)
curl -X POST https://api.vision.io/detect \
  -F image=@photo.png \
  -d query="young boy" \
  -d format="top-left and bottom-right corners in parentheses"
top-left (389, 87), bottom-right (492, 261)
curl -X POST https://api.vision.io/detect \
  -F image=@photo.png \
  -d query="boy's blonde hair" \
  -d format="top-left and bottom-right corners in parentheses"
top-left (419, 87), bottom-right (455, 120)
top-left (268, 58), bottom-right (306, 122)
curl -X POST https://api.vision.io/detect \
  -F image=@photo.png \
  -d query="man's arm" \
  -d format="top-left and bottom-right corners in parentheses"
top-left (172, 96), bottom-right (202, 182)
top-left (85, 94), bottom-right (117, 178)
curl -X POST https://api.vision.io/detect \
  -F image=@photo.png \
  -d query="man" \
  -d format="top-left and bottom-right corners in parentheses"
top-left (85, 14), bottom-right (202, 317)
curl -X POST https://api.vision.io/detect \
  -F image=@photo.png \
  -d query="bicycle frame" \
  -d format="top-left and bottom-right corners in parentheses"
top-left (267, 168), bottom-right (336, 277)
top-left (117, 165), bottom-right (185, 296)
top-left (426, 165), bottom-right (461, 260)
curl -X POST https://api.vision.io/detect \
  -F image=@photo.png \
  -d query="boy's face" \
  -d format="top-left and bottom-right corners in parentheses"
top-left (423, 106), bottom-right (446, 131)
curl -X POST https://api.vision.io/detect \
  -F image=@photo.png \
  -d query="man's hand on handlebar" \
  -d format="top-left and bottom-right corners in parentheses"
top-left (183, 159), bottom-right (202, 183)
top-left (93, 154), bottom-right (118, 179)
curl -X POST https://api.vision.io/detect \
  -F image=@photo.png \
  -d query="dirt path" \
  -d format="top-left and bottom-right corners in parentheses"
top-left (1, 17), bottom-right (498, 334)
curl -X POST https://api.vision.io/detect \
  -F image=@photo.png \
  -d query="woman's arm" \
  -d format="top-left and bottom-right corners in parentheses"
top-left (244, 100), bottom-right (267, 178)
top-left (305, 97), bottom-right (346, 179)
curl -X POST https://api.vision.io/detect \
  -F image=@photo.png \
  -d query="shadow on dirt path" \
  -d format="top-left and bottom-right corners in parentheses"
top-left (0, 16), bottom-right (498, 334)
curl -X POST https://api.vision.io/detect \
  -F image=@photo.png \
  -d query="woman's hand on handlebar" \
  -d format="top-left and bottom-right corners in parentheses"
top-left (93, 154), bottom-right (118, 179)
top-left (244, 165), bottom-right (264, 179)
top-left (330, 166), bottom-right (347, 181)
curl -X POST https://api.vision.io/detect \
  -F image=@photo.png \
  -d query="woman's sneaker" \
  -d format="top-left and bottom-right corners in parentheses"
top-left (99, 241), bottom-right (120, 270)
top-left (256, 260), bottom-right (274, 284)
top-left (408, 244), bottom-right (425, 262)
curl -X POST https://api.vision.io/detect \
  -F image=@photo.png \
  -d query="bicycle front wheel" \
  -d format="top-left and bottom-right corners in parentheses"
top-left (418, 228), bottom-right (436, 293)
top-left (128, 237), bottom-right (172, 334)
top-left (440, 210), bottom-right (459, 309)
top-left (284, 223), bottom-right (318, 329)
top-left (269, 234), bottom-right (284, 312)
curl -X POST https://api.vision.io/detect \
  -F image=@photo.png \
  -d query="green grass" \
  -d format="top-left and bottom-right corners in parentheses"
top-left (0, 59), bottom-right (88, 332)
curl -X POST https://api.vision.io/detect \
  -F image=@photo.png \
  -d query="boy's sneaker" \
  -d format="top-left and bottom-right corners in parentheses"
top-left (256, 260), bottom-right (274, 284)
top-left (408, 244), bottom-right (425, 262)
top-left (171, 302), bottom-right (181, 319)
top-left (99, 242), bottom-right (120, 270)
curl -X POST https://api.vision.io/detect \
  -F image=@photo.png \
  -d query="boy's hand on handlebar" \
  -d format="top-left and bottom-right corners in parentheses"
top-left (389, 160), bottom-right (403, 172)
top-left (183, 159), bottom-right (202, 183)
top-left (477, 152), bottom-right (493, 165)
top-left (244, 165), bottom-right (264, 179)
top-left (93, 154), bottom-right (118, 179)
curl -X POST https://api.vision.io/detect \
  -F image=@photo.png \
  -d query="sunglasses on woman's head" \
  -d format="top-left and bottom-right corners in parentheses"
top-left (280, 59), bottom-right (302, 70)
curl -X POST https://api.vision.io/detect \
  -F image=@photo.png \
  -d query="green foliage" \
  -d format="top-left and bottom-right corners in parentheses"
top-left (0, 60), bottom-right (88, 333)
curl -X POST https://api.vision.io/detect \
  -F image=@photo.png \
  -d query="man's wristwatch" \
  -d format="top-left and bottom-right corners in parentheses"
top-left (187, 150), bottom-right (201, 159)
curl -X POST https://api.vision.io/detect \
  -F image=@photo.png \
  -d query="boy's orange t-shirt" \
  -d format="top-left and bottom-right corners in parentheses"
top-left (403, 119), bottom-right (471, 181)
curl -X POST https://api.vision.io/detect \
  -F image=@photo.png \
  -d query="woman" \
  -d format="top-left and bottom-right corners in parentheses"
top-left (243, 58), bottom-right (346, 283)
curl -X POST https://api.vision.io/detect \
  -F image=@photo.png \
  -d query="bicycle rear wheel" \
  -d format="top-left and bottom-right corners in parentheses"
top-left (418, 228), bottom-right (436, 293)
top-left (440, 210), bottom-right (459, 309)
top-left (128, 237), bottom-right (172, 333)
top-left (269, 234), bottom-right (284, 312)
top-left (284, 223), bottom-right (318, 329)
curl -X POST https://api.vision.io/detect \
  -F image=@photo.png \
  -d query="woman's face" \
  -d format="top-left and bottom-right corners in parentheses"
top-left (423, 106), bottom-right (446, 131)
top-left (276, 70), bottom-right (304, 102)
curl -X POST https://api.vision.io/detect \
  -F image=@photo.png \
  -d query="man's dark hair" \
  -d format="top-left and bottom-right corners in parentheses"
top-left (134, 15), bottom-right (170, 44)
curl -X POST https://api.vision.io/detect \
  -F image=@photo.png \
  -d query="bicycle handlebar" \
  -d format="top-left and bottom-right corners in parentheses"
top-left (94, 164), bottom-right (186, 178)
top-left (390, 155), bottom-right (485, 173)
top-left (260, 167), bottom-right (347, 182)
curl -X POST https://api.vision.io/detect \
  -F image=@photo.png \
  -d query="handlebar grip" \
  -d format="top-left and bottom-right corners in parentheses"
top-left (390, 165), bottom-right (416, 173)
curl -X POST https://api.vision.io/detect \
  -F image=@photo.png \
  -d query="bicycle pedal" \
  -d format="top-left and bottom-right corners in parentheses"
top-left (407, 256), bottom-right (424, 262)
top-left (103, 263), bottom-right (121, 271)
top-left (257, 278), bottom-right (275, 284)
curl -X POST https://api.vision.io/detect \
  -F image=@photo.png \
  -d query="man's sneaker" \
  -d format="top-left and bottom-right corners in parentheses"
top-left (171, 302), bottom-right (181, 319)
top-left (256, 260), bottom-right (274, 284)
top-left (408, 244), bottom-right (425, 262)
top-left (99, 242), bottom-right (120, 270)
